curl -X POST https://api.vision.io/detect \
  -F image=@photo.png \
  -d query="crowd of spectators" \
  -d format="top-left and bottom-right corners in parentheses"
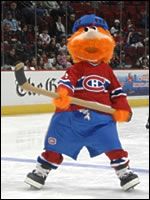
top-left (1, 1), bottom-right (149, 70)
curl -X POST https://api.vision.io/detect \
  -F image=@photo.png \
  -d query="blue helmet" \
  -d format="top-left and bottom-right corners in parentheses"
top-left (72, 14), bottom-right (109, 33)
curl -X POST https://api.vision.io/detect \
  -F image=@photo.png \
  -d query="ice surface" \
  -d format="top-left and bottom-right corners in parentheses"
top-left (1, 107), bottom-right (149, 199)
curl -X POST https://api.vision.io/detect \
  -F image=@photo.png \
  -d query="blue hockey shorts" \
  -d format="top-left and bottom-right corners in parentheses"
top-left (44, 110), bottom-right (122, 160)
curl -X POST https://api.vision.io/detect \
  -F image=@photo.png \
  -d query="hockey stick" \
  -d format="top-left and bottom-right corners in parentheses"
top-left (14, 62), bottom-right (115, 114)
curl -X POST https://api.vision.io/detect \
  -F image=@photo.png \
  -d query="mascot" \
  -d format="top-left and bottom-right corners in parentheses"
top-left (25, 14), bottom-right (140, 191)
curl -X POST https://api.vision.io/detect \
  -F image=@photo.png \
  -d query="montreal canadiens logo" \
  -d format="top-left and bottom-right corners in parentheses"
top-left (48, 137), bottom-right (57, 145)
top-left (83, 75), bottom-right (106, 92)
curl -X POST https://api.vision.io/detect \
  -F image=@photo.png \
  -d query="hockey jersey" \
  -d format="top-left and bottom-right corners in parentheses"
top-left (57, 61), bottom-right (132, 113)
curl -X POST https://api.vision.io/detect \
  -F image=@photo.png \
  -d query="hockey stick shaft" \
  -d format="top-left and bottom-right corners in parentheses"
top-left (15, 63), bottom-right (115, 114)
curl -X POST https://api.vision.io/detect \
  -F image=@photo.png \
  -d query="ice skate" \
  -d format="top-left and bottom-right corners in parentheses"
top-left (24, 164), bottom-right (50, 189)
top-left (119, 170), bottom-right (140, 191)
top-left (145, 122), bottom-right (149, 129)
top-left (145, 117), bottom-right (149, 129)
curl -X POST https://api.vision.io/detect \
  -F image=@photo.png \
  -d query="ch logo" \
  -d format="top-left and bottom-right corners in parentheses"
top-left (48, 137), bottom-right (57, 145)
top-left (83, 75), bottom-right (107, 92)
top-left (90, 79), bottom-right (100, 87)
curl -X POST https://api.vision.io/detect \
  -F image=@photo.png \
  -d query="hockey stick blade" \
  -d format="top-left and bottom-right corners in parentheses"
top-left (15, 62), bottom-right (27, 86)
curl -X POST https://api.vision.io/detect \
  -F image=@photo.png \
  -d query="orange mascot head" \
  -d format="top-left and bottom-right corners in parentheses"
top-left (67, 14), bottom-right (115, 64)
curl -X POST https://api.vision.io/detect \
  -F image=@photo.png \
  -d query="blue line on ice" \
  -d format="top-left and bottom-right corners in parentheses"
top-left (1, 156), bottom-right (148, 174)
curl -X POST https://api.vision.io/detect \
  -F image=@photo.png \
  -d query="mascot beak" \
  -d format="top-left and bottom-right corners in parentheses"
top-left (84, 47), bottom-right (98, 53)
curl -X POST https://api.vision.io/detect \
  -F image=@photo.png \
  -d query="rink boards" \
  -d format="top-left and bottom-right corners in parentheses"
top-left (1, 70), bottom-right (149, 115)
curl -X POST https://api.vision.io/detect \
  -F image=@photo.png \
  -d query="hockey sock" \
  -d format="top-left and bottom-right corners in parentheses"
top-left (37, 150), bottom-right (64, 170)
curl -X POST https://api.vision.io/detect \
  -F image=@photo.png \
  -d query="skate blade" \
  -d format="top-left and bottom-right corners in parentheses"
top-left (123, 178), bottom-right (140, 191)
top-left (24, 177), bottom-right (43, 189)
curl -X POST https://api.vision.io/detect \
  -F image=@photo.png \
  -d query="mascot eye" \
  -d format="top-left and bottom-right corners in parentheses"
top-left (91, 26), bottom-right (97, 30)
top-left (84, 27), bottom-right (89, 32)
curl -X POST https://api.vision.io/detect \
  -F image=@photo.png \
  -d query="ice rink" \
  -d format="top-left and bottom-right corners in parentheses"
top-left (1, 107), bottom-right (149, 199)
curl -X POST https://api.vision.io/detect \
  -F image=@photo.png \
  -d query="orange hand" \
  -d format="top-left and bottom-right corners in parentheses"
top-left (112, 110), bottom-right (132, 122)
top-left (53, 87), bottom-right (71, 110)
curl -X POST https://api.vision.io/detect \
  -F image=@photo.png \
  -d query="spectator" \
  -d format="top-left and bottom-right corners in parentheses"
top-left (37, 57), bottom-right (46, 70)
top-left (126, 29), bottom-right (144, 48)
top-left (53, 16), bottom-right (66, 40)
top-left (119, 50), bottom-right (132, 68)
top-left (45, 1), bottom-right (61, 21)
top-left (2, 23), bottom-right (13, 44)
top-left (58, 1), bottom-right (75, 17)
top-left (136, 55), bottom-right (149, 69)
top-left (112, 31), bottom-right (126, 57)
top-left (19, 1), bottom-right (35, 25)
top-left (39, 29), bottom-right (51, 48)
top-left (26, 25), bottom-right (35, 44)
top-left (4, 47), bottom-right (18, 68)
top-left (37, 38), bottom-right (44, 54)
top-left (123, 19), bottom-right (135, 38)
top-left (1, 41), bottom-right (10, 57)
top-left (110, 53), bottom-right (120, 69)
top-left (24, 59), bottom-right (30, 70)
top-left (41, 51), bottom-right (48, 64)
top-left (56, 50), bottom-right (72, 69)
top-left (143, 36), bottom-right (149, 47)
top-left (56, 36), bottom-right (67, 52)
top-left (46, 52), bottom-right (58, 70)
top-left (3, 1), bottom-right (19, 22)
top-left (42, 1), bottom-right (60, 16)
top-left (138, 10), bottom-right (149, 28)
top-left (5, 1), bottom-right (21, 21)
top-left (2, 11), bottom-right (19, 32)
top-left (35, 1), bottom-right (47, 17)
top-left (29, 57), bottom-right (37, 70)
top-left (18, 1), bottom-right (47, 28)
top-left (18, 24), bottom-right (29, 44)
top-left (47, 37), bottom-right (58, 54)
top-left (110, 19), bottom-right (121, 35)
top-left (67, 13), bottom-right (76, 35)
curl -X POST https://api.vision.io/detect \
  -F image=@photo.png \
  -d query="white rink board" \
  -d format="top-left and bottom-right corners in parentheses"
top-left (1, 70), bottom-right (64, 106)
top-left (1, 70), bottom-right (149, 106)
